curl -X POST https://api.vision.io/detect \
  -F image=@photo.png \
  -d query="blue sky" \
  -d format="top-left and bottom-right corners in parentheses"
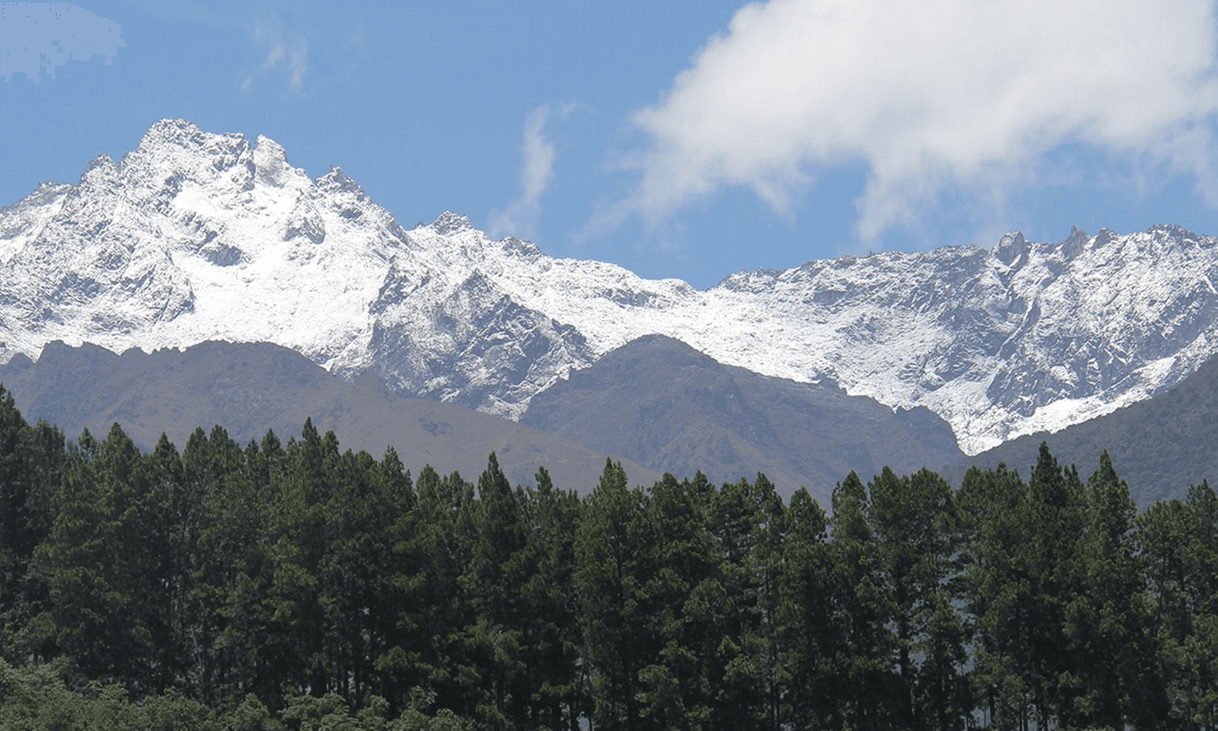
top-left (5, 1), bottom-right (1218, 289)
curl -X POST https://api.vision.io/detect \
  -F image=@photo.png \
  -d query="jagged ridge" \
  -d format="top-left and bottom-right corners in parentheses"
top-left (2, 119), bottom-right (1217, 454)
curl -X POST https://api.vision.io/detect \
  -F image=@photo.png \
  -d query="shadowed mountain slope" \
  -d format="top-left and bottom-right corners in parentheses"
top-left (942, 354), bottom-right (1218, 505)
top-left (0, 340), bottom-right (661, 493)
top-left (521, 335), bottom-right (965, 503)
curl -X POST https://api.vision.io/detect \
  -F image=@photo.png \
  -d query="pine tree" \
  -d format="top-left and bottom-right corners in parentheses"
top-left (0, 385), bottom-right (33, 618)
top-left (778, 486), bottom-right (834, 728)
top-left (0, 389), bottom-right (64, 664)
top-left (362, 446), bottom-right (414, 712)
top-left (512, 466), bottom-right (585, 728)
top-left (1060, 451), bottom-right (1163, 727)
top-left (457, 453), bottom-right (529, 727)
top-left (957, 463), bottom-right (1033, 728)
top-left (38, 424), bottom-right (176, 692)
top-left (575, 459), bottom-right (650, 729)
top-left (630, 472), bottom-right (721, 728)
top-left (395, 465), bottom-right (476, 718)
top-left (1024, 443), bottom-right (1086, 725)
top-left (869, 467), bottom-right (968, 730)
top-left (710, 474), bottom-right (786, 729)
top-left (828, 471), bottom-right (897, 728)
top-left (192, 427), bottom-right (278, 706)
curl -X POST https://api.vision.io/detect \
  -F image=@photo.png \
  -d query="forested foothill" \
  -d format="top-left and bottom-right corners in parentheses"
top-left (0, 384), bottom-right (1215, 729)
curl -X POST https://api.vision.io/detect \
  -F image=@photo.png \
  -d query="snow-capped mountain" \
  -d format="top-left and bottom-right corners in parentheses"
top-left (2, 119), bottom-right (1217, 455)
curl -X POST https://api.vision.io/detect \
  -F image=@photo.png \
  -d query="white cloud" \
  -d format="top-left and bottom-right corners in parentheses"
top-left (622, 0), bottom-right (1218, 243)
top-left (0, 3), bottom-right (124, 84)
top-left (247, 18), bottom-right (308, 95)
top-left (489, 104), bottom-right (573, 240)
top-left (287, 40), bottom-right (308, 92)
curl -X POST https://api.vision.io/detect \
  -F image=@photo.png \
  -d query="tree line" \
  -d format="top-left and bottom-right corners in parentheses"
top-left (0, 384), bottom-right (1215, 729)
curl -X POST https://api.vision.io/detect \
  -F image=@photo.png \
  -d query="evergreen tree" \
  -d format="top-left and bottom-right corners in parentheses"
top-left (778, 486), bottom-right (835, 728)
top-left (869, 467), bottom-right (968, 730)
top-left (828, 471), bottom-right (897, 728)
top-left (1060, 451), bottom-right (1164, 727)
top-left (511, 466), bottom-right (585, 729)
top-left (458, 453), bottom-right (529, 727)
top-left (185, 425), bottom-right (257, 705)
top-left (0, 388), bottom-right (64, 663)
top-left (630, 471), bottom-right (721, 728)
top-left (320, 446), bottom-right (402, 707)
top-left (0, 385), bottom-right (33, 618)
top-left (710, 474), bottom-right (786, 729)
top-left (393, 465), bottom-right (477, 718)
top-left (138, 433), bottom-right (189, 693)
top-left (957, 463), bottom-right (1034, 728)
top-left (575, 459), bottom-right (650, 729)
top-left (361, 446), bottom-right (415, 711)
top-left (38, 424), bottom-right (176, 692)
top-left (1024, 443), bottom-right (1086, 725)
top-left (1141, 480), bottom-right (1218, 726)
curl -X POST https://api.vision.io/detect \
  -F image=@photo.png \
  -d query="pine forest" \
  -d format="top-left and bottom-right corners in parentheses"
top-left (0, 384), bottom-right (1215, 730)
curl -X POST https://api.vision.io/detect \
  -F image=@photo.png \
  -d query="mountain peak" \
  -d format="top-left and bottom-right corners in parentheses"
top-left (140, 118), bottom-right (204, 146)
top-left (1147, 222), bottom-right (1201, 241)
top-left (1059, 226), bottom-right (1089, 258)
top-left (252, 135), bottom-right (293, 186)
top-left (316, 166), bottom-right (364, 195)
top-left (120, 119), bottom-right (253, 194)
top-left (992, 230), bottom-right (1029, 266)
top-left (134, 119), bottom-right (247, 160)
top-left (428, 211), bottom-right (473, 235)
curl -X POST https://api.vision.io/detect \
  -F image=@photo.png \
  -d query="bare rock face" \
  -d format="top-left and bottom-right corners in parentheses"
top-left (4, 119), bottom-right (1218, 454)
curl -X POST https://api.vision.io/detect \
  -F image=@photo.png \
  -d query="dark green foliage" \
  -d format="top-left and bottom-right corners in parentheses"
top-left (505, 466), bottom-right (584, 727)
top-left (1140, 479), bottom-right (1218, 726)
top-left (1062, 451), bottom-right (1162, 727)
top-left (574, 459), bottom-right (649, 728)
top-left (828, 470), bottom-right (897, 728)
top-left (778, 486), bottom-right (835, 727)
top-left (37, 423), bottom-right (179, 692)
top-left (869, 467), bottom-right (968, 730)
top-left (0, 384), bottom-right (65, 663)
top-left (0, 383), bottom-right (1216, 729)
top-left (710, 474), bottom-right (786, 729)
top-left (958, 462), bottom-right (1034, 728)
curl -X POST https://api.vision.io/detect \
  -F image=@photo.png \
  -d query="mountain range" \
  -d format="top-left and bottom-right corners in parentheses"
top-left (2, 119), bottom-right (1218, 500)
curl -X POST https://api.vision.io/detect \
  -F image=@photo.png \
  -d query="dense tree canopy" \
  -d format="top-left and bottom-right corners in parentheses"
top-left (0, 387), bottom-right (1215, 728)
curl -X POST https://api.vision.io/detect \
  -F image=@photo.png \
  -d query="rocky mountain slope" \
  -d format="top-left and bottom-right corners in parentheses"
top-left (0, 340), bottom-right (661, 492)
top-left (942, 353), bottom-right (1218, 506)
top-left (3, 119), bottom-right (1218, 454)
top-left (521, 335), bottom-right (963, 502)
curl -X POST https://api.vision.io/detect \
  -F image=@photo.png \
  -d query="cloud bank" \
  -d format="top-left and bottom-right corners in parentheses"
top-left (625, 0), bottom-right (1218, 242)
top-left (490, 104), bottom-right (571, 240)
top-left (0, 3), bottom-right (124, 84)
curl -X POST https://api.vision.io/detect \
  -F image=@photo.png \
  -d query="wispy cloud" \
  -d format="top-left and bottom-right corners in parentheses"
top-left (611, 0), bottom-right (1218, 244)
top-left (244, 17), bottom-right (309, 96)
top-left (489, 104), bottom-right (574, 240)
top-left (0, 2), bottom-right (124, 84)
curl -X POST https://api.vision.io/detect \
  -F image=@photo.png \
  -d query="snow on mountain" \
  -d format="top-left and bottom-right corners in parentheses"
top-left (2, 119), bottom-right (1217, 454)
